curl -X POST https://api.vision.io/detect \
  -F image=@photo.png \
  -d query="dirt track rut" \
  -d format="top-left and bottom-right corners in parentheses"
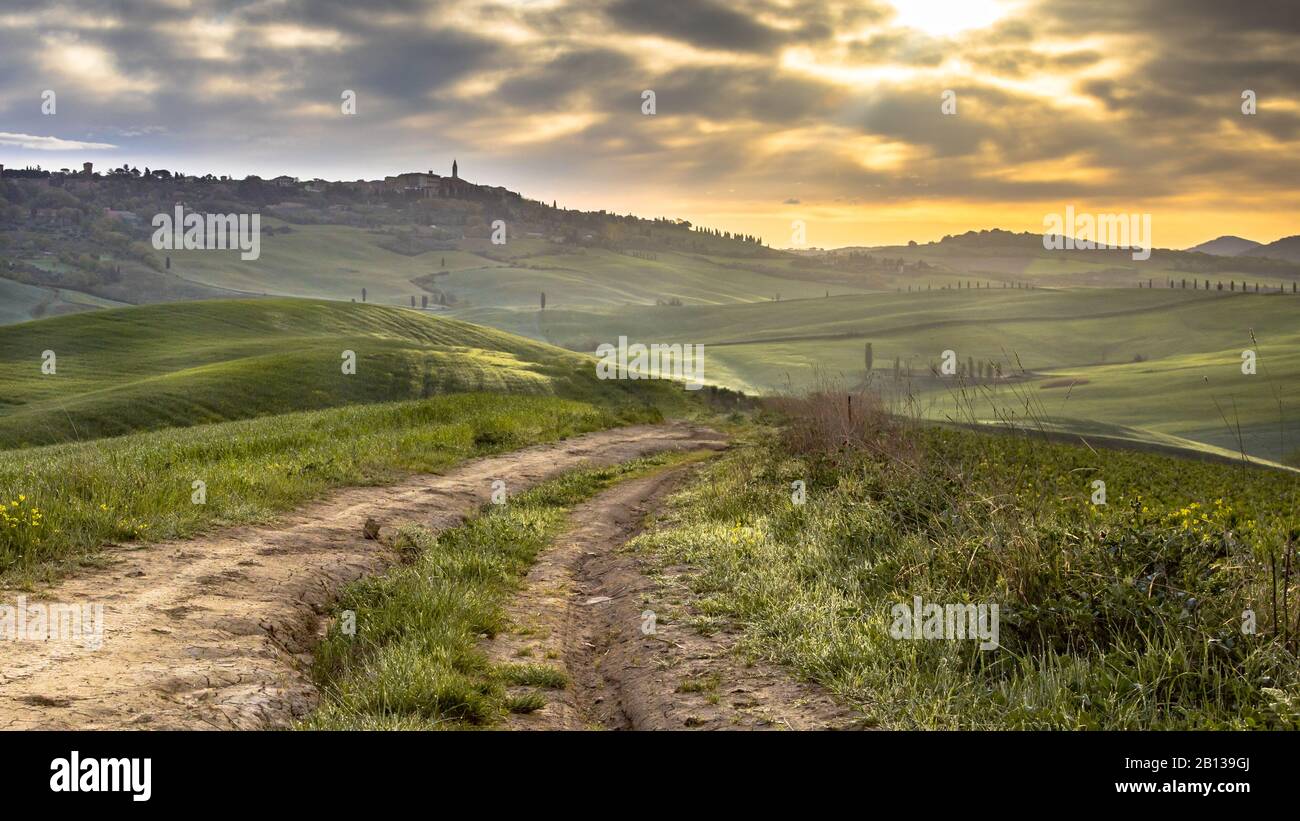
top-left (0, 422), bottom-right (725, 730)
top-left (484, 467), bottom-right (857, 730)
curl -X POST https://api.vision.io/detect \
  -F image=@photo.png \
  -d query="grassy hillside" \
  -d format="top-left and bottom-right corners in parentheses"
top-left (0, 298), bottom-right (692, 449)
top-left (461, 287), bottom-right (1300, 462)
top-left (128, 228), bottom-right (1300, 461)
top-left (635, 400), bottom-right (1300, 729)
top-left (0, 277), bottom-right (126, 324)
top-left (428, 247), bottom-right (860, 310)
top-left (10, 190), bottom-right (1297, 464)
top-left (165, 226), bottom-right (865, 312)
top-left (0, 393), bottom-right (649, 580)
top-left (937, 345), bottom-right (1300, 462)
top-left (165, 222), bottom-right (499, 305)
top-left (493, 286), bottom-right (1208, 351)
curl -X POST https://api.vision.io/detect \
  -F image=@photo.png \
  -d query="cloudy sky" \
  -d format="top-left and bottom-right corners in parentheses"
top-left (1, 0), bottom-right (1297, 247)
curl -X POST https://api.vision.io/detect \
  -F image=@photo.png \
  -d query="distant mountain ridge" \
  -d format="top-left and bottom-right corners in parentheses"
top-left (1182, 234), bottom-right (1300, 264)
top-left (1242, 235), bottom-right (1300, 263)
top-left (1186, 235), bottom-right (1262, 256)
top-left (828, 228), bottom-right (1299, 268)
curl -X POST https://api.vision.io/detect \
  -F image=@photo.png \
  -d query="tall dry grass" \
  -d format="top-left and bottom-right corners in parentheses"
top-left (767, 373), bottom-right (921, 468)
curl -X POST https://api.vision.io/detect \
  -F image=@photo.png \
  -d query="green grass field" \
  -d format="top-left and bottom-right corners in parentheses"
top-left (455, 287), bottom-right (1300, 462)
top-left (165, 221), bottom-right (498, 305)
top-left (433, 247), bottom-right (859, 310)
top-left (0, 393), bottom-right (656, 582)
top-left (19, 214), bottom-right (1299, 463)
top-left (159, 222), bottom-right (870, 312)
top-left (0, 296), bottom-right (701, 580)
top-left (0, 298), bottom-right (691, 449)
top-left (0, 277), bottom-right (127, 324)
top-left (633, 405), bottom-right (1300, 729)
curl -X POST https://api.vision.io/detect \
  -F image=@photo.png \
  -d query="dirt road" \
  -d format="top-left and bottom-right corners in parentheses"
top-left (0, 422), bottom-right (725, 730)
top-left (483, 467), bottom-right (857, 730)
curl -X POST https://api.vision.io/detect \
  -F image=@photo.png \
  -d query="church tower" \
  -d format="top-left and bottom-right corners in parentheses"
top-left (452, 159), bottom-right (458, 179)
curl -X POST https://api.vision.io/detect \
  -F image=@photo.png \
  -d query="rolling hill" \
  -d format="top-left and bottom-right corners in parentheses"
top-left (163, 222), bottom-right (502, 305)
top-left (453, 285), bottom-right (1300, 463)
top-left (1186, 235), bottom-right (1262, 256)
top-left (4, 169), bottom-right (1297, 466)
top-left (0, 298), bottom-right (693, 449)
top-left (1243, 235), bottom-right (1300, 263)
top-left (0, 277), bottom-right (128, 324)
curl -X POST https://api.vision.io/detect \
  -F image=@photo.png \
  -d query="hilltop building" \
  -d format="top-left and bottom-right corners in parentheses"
top-left (381, 160), bottom-right (491, 200)
top-left (0, 157), bottom-right (521, 206)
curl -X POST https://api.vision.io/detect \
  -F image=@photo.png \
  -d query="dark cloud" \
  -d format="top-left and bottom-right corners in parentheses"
top-left (846, 33), bottom-right (946, 67)
top-left (640, 65), bottom-right (844, 124)
top-left (605, 0), bottom-right (780, 52)
top-left (966, 48), bottom-right (1102, 78)
top-left (841, 88), bottom-right (992, 158)
top-left (494, 48), bottom-right (637, 109)
top-left (1037, 0), bottom-right (1300, 35)
top-left (0, 0), bottom-right (1295, 216)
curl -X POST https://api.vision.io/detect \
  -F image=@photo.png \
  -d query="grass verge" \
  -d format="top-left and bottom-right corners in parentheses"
top-left (631, 403), bottom-right (1300, 729)
top-left (299, 451), bottom-right (708, 730)
top-left (0, 392), bottom-right (660, 585)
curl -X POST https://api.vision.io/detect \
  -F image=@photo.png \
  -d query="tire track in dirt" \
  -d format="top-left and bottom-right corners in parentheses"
top-left (484, 466), bottom-right (859, 730)
top-left (0, 422), bottom-right (725, 730)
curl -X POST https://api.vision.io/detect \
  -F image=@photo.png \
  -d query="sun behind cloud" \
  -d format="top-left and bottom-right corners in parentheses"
top-left (0, 0), bottom-right (1294, 248)
top-left (888, 0), bottom-right (1013, 37)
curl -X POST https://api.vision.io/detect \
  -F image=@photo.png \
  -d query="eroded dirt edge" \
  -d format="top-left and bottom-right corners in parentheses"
top-left (0, 422), bottom-right (724, 729)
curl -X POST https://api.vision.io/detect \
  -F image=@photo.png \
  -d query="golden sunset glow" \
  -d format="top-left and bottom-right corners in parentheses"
top-left (2, 0), bottom-right (1295, 249)
top-left (889, 0), bottom-right (1012, 38)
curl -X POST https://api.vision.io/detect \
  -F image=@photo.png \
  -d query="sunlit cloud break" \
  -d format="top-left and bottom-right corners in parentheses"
top-left (0, 0), bottom-right (1296, 246)
top-left (0, 132), bottom-right (116, 151)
